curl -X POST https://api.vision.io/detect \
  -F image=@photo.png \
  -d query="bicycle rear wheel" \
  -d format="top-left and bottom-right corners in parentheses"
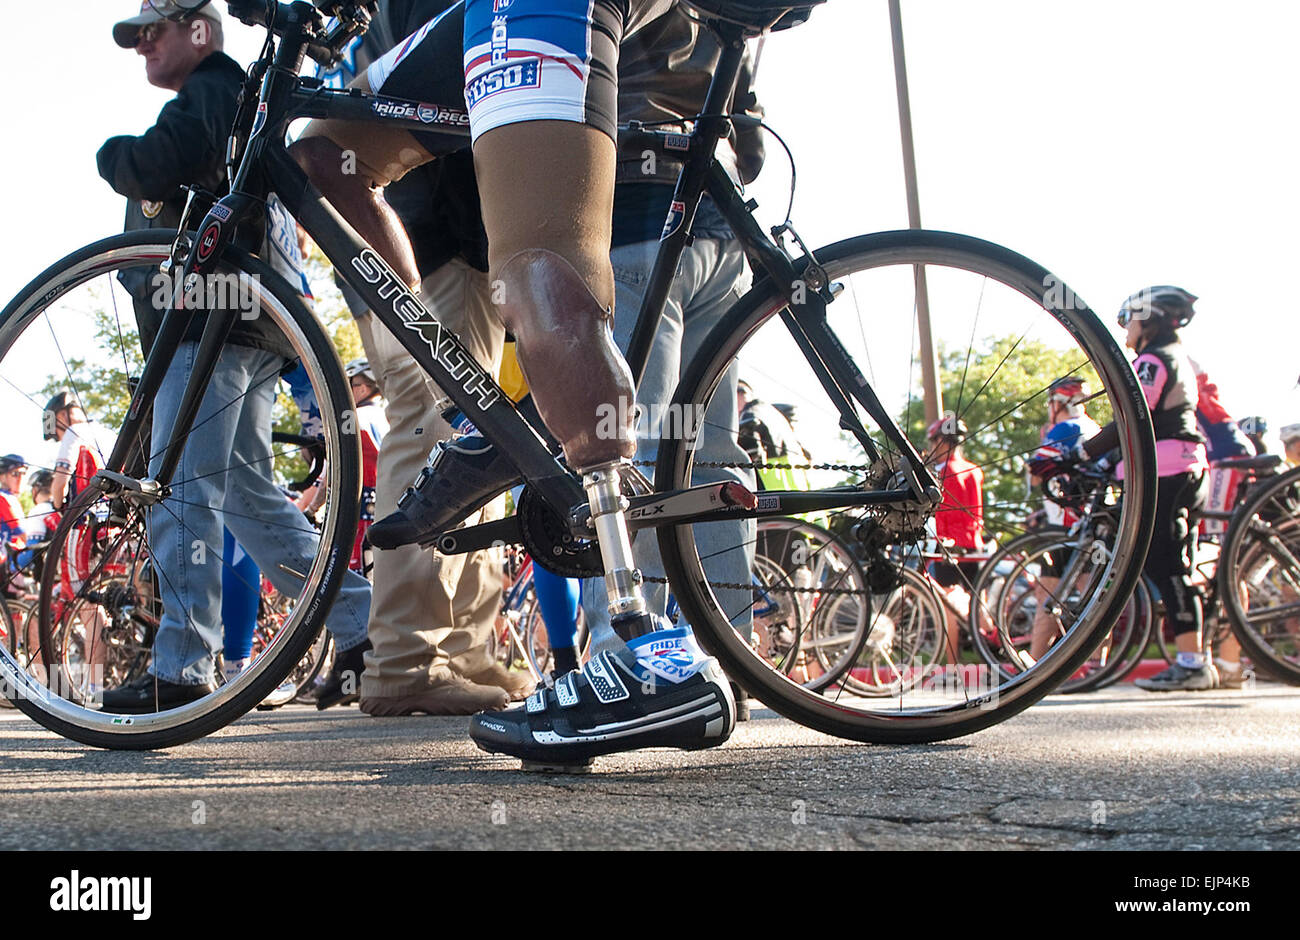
top-left (0, 232), bottom-right (360, 748)
top-left (658, 230), bottom-right (1156, 743)
top-left (1217, 465), bottom-right (1300, 684)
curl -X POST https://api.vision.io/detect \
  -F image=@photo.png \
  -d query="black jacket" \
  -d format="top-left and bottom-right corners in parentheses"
top-left (98, 51), bottom-right (293, 359)
top-left (354, 1), bottom-right (488, 277)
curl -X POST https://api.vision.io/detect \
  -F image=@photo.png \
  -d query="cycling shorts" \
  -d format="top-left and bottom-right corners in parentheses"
top-left (302, 0), bottom-right (671, 185)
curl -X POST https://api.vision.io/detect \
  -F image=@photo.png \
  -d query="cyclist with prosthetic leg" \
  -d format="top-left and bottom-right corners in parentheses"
top-left (287, 1), bottom-right (813, 768)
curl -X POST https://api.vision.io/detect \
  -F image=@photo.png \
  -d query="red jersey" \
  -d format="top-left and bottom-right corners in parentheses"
top-left (934, 454), bottom-right (984, 550)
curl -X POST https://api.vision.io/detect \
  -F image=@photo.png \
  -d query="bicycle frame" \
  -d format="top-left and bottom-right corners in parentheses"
top-left (102, 0), bottom-right (938, 548)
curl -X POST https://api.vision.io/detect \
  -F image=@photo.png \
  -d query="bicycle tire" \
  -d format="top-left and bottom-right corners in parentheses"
top-left (838, 565), bottom-right (946, 696)
top-left (1088, 575), bottom-right (1155, 690)
top-left (753, 517), bottom-right (871, 692)
top-left (1217, 464), bottom-right (1300, 684)
top-left (966, 528), bottom-right (1063, 680)
top-left (657, 229), bottom-right (1157, 743)
top-left (969, 528), bottom-right (1138, 694)
top-left (0, 231), bottom-right (360, 747)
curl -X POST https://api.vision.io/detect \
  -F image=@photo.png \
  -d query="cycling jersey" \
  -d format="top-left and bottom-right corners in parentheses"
top-left (0, 489), bottom-right (25, 551)
top-left (1188, 358), bottom-right (1251, 462)
top-left (353, 399), bottom-right (390, 569)
top-left (934, 454), bottom-right (983, 551)
top-left (1133, 341), bottom-right (1208, 477)
top-left (21, 500), bottom-right (58, 543)
top-left (1087, 340), bottom-right (1208, 478)
top-left (1041, 415), bottom-right (1100, 527)
top-left (55, 423), bottom-right (117, 505)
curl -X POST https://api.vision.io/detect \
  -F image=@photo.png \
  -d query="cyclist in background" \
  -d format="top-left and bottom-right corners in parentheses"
top-left (21, 469), bottom-right (59, 545)
top-left (0, 455), bottom-right (28, 562)
top-left (738, 380), bottom-right (813, 492)
top-left (1026, 377), bottom-right (1101, 661)
top-left (1238, 416), bottom-right (1269, 457)
top-left (925, 414), bottom-right (985, 664)
top-left (1079, 287), bottom-right (1212, 691)
top-left (346, 359), bottom-right (389, 572)
top-left (45, 392), bottom-right (116, 513)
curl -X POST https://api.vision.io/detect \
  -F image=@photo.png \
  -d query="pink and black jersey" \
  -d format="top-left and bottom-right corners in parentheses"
top-left (1131, 341), bottom-right (1208, 478)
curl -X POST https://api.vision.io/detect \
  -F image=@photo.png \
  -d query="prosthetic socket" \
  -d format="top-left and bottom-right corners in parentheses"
top-left (494, 250), bottom-right (637, 470)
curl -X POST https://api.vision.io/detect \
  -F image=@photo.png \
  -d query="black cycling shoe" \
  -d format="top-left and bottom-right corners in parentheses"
top-left (469, 643), bottom-right (736, 770)
top-left (314, 639), bottom-right (372, 710)
top-left (368, 436), bottom-right (520, 550)
top-left (100, 673), bottom-right (216, 714)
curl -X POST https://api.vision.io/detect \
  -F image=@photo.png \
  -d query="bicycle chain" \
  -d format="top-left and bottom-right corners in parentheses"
top-left (630, 459), bottom-right (874, 473)
top-left (641, 575), bottom-right (868, 597)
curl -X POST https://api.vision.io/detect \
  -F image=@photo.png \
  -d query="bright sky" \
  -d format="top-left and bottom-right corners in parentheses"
top-left (1, 1), bottom-right (1297, 467)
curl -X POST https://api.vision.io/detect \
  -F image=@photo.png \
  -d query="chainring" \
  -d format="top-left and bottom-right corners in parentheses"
top-left (517, 486), bottom-right (605, 578)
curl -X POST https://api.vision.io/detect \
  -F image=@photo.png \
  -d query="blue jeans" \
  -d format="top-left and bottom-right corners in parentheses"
top-left (582, 237), bottom-right (755, 649)
top-left (147, 342), bottom-right (371, 685)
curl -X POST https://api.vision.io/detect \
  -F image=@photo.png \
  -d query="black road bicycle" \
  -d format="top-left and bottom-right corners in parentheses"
top-left (0, 0), bottom-right (1156, 748)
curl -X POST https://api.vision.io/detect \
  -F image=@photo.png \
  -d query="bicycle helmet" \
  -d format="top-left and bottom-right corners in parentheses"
top-left (27, 468), bottom-right (53, 491)
top-left (926, 413), bottom-right (968, 442)
top-left (0, 453), bottom-right (27, 474)
top-left (1047, 376), bottom-right (1090, 405)
top-left (1117, 286), bottom-right (1197, 329)
top-left (345, 358), bottom-right (377, 386)
top-left (1238, 416), bottom-right (1268, 438)
top-left (42, 389), bottom-right (82, 441)
top-left (1280, 423), bottom-right (1300, 445)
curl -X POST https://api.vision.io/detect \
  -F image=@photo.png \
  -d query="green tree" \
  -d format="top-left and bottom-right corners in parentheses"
top-left (40, 242), bottom-right (362, 486)
top-left (897, 335), bottom-right (1114, 541)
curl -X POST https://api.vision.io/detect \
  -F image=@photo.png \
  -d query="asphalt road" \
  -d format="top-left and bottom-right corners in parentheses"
top-left (2, 682), bottom-right (1297, 851)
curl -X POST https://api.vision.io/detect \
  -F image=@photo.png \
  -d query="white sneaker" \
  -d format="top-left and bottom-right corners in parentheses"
top-left (257, 679), bottom-right (299, 710)
top-left (1213, 658), bottom-right (1249, 689)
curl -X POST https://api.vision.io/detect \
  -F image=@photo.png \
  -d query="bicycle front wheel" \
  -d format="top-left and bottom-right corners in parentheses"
top-left (1218, 465), bottom-right (1300, 684)
top-left (0, 232), bottom-right (360, 748)
top-left (658, 230), bottom-right (1156, 743)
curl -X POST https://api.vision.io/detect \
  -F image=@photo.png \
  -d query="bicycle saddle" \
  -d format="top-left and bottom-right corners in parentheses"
top-left (683, 1), bottom-right (826, 33)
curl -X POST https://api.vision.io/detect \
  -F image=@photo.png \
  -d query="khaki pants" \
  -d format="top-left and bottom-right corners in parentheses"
top-left (355, 258), bottom-right (506, 697)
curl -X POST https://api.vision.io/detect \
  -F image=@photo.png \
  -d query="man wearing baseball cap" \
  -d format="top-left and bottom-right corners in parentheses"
top-left (95, 2), bottom-right (373, 712)
top-left (112, 1), bottom-right (223, 54)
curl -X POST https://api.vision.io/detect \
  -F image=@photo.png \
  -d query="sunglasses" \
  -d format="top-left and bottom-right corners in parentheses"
top-left (1116, 302), bottom-right (1155, 328)
top-left (136, 21), bottom-right (170, 45)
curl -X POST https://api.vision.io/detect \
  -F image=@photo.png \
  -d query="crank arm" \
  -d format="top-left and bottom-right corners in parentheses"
top-left (433, 515), bottom-right (523, 555)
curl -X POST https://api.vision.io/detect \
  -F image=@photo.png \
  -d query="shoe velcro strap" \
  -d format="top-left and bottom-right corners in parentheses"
top-left (583, 652), bottom-right (630, 704)
top-left (525, 689), bottom-right (546, 713)
top-left (555, 672), bottom-right (580, 708)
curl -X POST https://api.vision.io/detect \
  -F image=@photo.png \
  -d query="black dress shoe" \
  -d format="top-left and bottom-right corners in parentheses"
top-left (100, 673), bottom-right (215, 714)
top-left (315, 639), bottom-right (371, 710)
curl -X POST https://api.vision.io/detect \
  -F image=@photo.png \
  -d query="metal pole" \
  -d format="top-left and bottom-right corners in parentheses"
top-left (888, 0), bottom-right (942, 426)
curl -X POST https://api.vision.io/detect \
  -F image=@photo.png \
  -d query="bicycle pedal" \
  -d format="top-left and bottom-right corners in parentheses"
top-left (520, 758), bottom-right (595, 774)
